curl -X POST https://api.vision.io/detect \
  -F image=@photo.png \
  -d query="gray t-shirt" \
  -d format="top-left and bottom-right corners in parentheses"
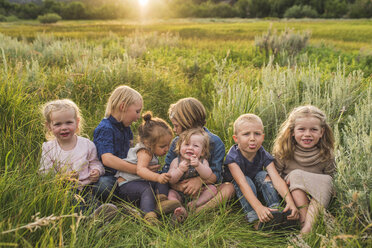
top-left (115, 142), bottom-right (159, 186)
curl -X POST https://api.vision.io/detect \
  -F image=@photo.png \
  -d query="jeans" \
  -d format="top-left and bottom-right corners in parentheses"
top-left (117, 180), bottom-right (169, 213)
top-left (233, 171), bottom-right (280, 223)
top-left (92, 174), bottom-right (118, 202)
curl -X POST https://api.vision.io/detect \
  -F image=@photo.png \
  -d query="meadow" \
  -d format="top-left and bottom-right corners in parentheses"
top-left (0, 19), bottom-right (371, 247)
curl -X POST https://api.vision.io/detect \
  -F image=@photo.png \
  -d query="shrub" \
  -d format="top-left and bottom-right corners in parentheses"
top-left (255, 26), bottom-right (311, 60)
top-left (0, 14), bottom-right (6, 22)
top-left (37, 13), bottom-right (62, 24)
top-left (6, 15), bottom-right (19, 22)
top-left (284, 5), bottom-right (319, 18)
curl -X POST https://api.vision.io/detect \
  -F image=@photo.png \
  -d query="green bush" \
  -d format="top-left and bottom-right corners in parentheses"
top-left (254, 26), bottom-right (310, 62)
top-left (37, 13), bottom-right (62, 24)
top-left (0, 14), bottom-right (6, 22)
top-left (6, 15), bottom-right (19, 22)
top-left (284, 5), bottom-right (319, 18)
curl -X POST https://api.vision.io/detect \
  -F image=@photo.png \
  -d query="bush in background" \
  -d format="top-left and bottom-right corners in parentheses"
top-left (37, 13), bottom-right (62, 24)
top-left (284, 5), bottom-right (319, 18)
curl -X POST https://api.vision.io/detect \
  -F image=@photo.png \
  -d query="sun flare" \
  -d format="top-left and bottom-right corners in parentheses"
top-left (138, 0), bottom-right (149, 7)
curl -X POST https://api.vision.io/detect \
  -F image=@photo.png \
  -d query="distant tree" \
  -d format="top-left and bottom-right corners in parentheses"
top-left (18, 2), bottom-right (41, 19)
top-left (284, 4), bottom-right (318, 18)
top-left (348, 0), bottom-right (372, 18)
top-left (37, 12), bottom-right (61, 23)
top-left (323, 0), bottom-right (348, 18)
top-left (41, 0), bottom-right (62, 15)
top-left (61, 1), bottom-right (86, 19)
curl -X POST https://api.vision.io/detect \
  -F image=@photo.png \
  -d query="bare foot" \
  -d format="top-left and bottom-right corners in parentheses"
top-left (187, 201), bottom-right (197, 211)
top-left (173, 207), bottom-right (188, 223)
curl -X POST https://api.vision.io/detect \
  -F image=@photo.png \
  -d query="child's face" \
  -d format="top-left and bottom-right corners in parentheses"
top-left (48, 110), bottom-right (79, 143)
top-left (170, 118), bottom-right (183, 135)
top-left (180, 134), bottom-right (204, 160)
top-left (153, 134), bottom-right (173, 156)
top-left (121, 100), bottom-right (143, 127)
top-left (233, 121), bottom-right (264, 160)
top-left (293, 116), bottom-right (324, 149)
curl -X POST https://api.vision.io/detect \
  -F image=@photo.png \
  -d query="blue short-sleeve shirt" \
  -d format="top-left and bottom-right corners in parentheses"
top-left (162, 127), bottom-right (225, 183)
top-left (223, 144), bottom-right (274, 182)
top-left (93, 115), bottom-right (133, 175)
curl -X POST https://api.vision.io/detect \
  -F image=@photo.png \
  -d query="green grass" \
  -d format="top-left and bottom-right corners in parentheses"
top-left (0, 19), bottom-right (371, 247)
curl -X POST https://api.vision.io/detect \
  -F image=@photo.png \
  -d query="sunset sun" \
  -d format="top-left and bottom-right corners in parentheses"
top-left (138, 0), bottom-right (149, 7)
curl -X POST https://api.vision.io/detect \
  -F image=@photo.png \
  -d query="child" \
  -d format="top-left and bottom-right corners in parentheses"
top-left (273, 105), bottom-right (336, 234)
top-left (168, 128), bottom-right (217, 222)
top-left (115, 112), bottom-right (181, 224)
top-left (40, 99), bottom-right (117, 219)
top-left (93, 85), bottom-right (145, 201)
top-left (223, 113), bottom-right (298, 230)
top-left (162, 97), bottom-right (235, 214)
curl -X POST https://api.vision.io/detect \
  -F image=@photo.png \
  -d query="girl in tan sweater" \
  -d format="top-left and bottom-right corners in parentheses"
top-left (273, 105), bottom-right (336, 234)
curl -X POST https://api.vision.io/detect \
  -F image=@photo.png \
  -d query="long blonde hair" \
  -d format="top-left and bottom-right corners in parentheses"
top-left (137, 111), bottom-right (173, 153)
top-left (273, 105), bottom-right (334, 161)
top-left (41, 99), bottom-right (84, 141)
top-left (168, 97), bottom-right (206, 132)
top-left (105, 85), bottom-right (143, 118)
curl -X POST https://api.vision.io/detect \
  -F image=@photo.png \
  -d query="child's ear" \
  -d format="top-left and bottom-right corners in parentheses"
top-left (46, 122), bottom-right (52, 131)
top-left (233, 134), bottom-right (238, 143)
top-left (320, 127), bottom-right (325, 137)
top-left (119, 102), bottom-right (126, 112)
top-left (76, 118), bottom-right (80, 130)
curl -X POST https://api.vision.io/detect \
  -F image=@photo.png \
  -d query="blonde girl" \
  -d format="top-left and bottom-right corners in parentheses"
top-left (162, 97), bottom-right (235, 214)
top-left (273, 105), bottom-right (336, 234)
top-left (168, 128), bottom-right (218, 222)
top-left (116, 112), bottom-right (180, 224)
top-left (93, 85), bottom-right (144, 201)
top-left (40, 99), bottom-right (116, 216)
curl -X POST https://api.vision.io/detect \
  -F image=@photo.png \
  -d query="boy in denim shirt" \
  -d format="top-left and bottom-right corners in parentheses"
top-left (223, 114), bottom-right (298, 229)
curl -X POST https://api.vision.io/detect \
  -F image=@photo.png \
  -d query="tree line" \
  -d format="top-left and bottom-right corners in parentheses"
top-left (1, 0), bottom-right (371, 21)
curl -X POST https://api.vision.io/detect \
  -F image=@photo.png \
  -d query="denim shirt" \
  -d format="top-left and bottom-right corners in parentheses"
top-left (93, 115), bottom-right (133, 175)
top-left (162, 127), bottom-right (225, 183)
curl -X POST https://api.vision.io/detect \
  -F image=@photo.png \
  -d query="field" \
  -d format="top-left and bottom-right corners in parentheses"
top-left (0, 19), bottom-right (371, 247)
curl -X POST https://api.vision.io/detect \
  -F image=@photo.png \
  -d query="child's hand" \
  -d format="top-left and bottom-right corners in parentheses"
top-left (190, 155), bottom-right (200, 168)
top-left (89, 169), bottom-right (100, 183)
top-left (178, 160), bottom-right (189, 172)
top-left (157, 173), bottom-right (171, 184)
top-left (283, 203), bottom-right (299, 220)
top-left (255, 205), bottom-right (276, 223)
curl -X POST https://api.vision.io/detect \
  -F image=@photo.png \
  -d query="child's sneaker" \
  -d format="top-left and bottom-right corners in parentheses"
top-left (92, 203), bottom-right (118, 223)
top-left (144, 211), bottom-right (160, 226)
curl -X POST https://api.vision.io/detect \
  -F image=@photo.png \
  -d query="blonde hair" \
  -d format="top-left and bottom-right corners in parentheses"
top-left (234, 113), bottom-right (264, 134)
top-left (175, 128), bottom-right (210, 159)
top-left (41, 99), bottom-right (84, 141)
top-left (137, 111), bottom-right (173, 153)
top-left (273, 105), bottom-right (334, 161)
top-left (105, 85), bottom-right (143, 118)
top-left (168, 97), bottom-right (206, 132)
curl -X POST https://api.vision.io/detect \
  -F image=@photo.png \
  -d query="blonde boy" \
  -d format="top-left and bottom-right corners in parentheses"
top-left (223, 114), bottom-right (298, 229)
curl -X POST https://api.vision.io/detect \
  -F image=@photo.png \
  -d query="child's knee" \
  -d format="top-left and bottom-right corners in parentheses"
top-left (205, 184), bottom-right (218, 195)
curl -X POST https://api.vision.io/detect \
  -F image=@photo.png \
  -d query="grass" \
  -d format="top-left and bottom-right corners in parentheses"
top-left (0, 19), bottom-right (371, 247)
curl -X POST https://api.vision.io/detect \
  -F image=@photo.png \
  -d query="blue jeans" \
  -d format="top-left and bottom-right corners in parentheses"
top-left (92, 174), bottom-right (117, 202)
top-left (233, 171), bottom-right (280, 223)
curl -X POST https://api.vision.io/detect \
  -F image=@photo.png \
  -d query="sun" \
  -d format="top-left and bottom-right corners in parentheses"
top-left (138, 0), bottom-right (149, 7)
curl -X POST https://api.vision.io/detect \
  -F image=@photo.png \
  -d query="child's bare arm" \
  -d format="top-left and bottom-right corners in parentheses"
top-left (101, 153), bottom-right (137, 174)
top-left (229, 162), bottom-right (274, 222)
top-left (266, 163), bottom-right (299, 219)
top-left (169, 158), bottom-right (187, 184)
top-left (136, 150), bottom-right (170, 183)
top-left (194, 158), bottom-right (214, 180)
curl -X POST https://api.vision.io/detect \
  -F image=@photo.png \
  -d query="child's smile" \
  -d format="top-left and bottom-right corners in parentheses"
top-left (293, 116), bottom-right (324, 149)
top-left (49, 110), bottom-right (79, 144)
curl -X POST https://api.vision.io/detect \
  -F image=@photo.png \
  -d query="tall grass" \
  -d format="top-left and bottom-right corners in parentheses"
top-left (1, 22), bottom-right (371, 247)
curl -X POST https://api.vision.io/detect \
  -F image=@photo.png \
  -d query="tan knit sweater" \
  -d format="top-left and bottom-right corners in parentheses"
top-left (275, 145), bottom-right (336, 178)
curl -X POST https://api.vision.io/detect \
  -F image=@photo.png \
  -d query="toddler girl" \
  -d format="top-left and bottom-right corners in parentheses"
top-left (93, 85), bottom-right (144, 201)
top-left (40, 99), bottom-right (116, 218)
top-left (168, 128), bottom-right (217, 222)
top-left (273, 105), bottom-right (336, 234)
top-left (115, 112), bottom-right (180, 224)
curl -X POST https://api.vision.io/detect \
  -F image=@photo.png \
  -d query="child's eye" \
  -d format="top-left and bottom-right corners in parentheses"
top-left (255, 132), bottom-right (261, 135)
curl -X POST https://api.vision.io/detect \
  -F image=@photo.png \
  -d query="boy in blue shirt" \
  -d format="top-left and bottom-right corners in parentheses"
top-left (223, 114), bottom-right (298, 229)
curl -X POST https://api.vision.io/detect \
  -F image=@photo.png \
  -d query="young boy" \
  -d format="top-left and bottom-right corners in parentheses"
top-left (223, 114), bottom-right (298, 229)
